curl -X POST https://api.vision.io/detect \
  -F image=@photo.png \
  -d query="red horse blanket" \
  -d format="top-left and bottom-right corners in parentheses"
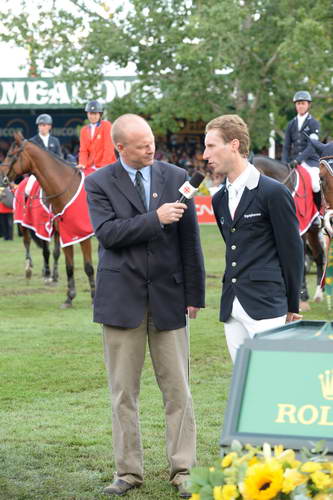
top-left (291, 165), bottom-right (318, 235)
top-left (14, 177), bottom-right (53, 241)
top-left (52, 173), bottom-right (94, 247)
top-left (13, 173), bottom-right (94, 247)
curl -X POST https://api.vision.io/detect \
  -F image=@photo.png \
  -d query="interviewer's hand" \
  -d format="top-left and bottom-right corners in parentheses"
top-left (286, 312), bottom-right (302, 323)
top-left (156, 202), bottom-right (187, 224)
top-left (187, 306), bottom-right (200, 319)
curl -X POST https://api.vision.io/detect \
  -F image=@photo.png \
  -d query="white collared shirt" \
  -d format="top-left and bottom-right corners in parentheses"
top-left (226, 164), bottom-right (251, 218)
top-left (90, 123), bottom-right (97, 138)
top-left (297, 112), bottom-right (308, 131)
top-left (39, 133), bottom-right (49, 148)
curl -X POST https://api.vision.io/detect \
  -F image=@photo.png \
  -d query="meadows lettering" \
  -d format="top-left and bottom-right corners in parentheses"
top-left (0, 78), bottom-right (134, 108)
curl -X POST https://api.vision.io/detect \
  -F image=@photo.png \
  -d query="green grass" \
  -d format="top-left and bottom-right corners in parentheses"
top-left (0, 226), bottom-right (329, 499)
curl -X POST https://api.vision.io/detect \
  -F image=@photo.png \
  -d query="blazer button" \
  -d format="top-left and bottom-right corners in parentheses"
top-left (232, 278), bottom-right (237, 283)
top-left (231, 245), bottom-right (236, 250)
top-left (231, 228), bottom-right (236, 232)
top-left (231, 262), bottom-right (237, 267)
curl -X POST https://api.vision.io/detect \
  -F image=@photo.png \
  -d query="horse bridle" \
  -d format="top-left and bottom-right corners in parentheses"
top-left (1, 140), bottom-right (27, 186)
top-left (0, 140), bottom-right (79, 202)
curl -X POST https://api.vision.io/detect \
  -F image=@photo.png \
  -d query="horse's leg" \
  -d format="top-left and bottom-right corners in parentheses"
top-left (22, 226), bottom-right (33, 280)
top-left (41, 241), bottom-right (52, 284)
top-left (300, 235), bottom-right (311, 311)
top-left (307, 222), bottom-right (325, 302)
top-left (61, 245), bottom-right (76, 308)
top-left (80, 238), bottom-right (95, 304)
top-left (52, 230), bottom-right (61, 283)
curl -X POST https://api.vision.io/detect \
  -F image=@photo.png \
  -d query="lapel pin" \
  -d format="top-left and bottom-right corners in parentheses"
top-left (152, 192), bottom-right (158, 198)
top-left (220, 216), bottom-right (224, 225)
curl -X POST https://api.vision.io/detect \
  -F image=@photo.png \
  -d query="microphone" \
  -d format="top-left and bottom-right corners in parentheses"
top-left (178, 171), bottom-right (205, 203)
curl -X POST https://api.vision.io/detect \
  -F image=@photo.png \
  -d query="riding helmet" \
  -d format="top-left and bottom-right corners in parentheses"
top-left (85, 100), bottom-right (104, 113)
top-left (36, 113), bottom-right (53, 125)
top-left (293, 91), bottom-right (312, 102)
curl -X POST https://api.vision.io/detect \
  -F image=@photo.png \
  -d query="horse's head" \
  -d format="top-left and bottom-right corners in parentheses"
top-left (0, 132), bottom-right (30, 184)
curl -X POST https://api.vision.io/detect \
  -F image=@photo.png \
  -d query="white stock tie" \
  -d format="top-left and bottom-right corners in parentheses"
top-left (228, 184), bottom-right (238, 219)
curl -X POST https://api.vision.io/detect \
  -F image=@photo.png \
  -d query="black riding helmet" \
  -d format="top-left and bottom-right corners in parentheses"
top-left (85, 100), bottom-right (104, 113)
top-left (293, 91), bottom-right (312, 103)
top-left (36, 113), bottom-right (53, 125)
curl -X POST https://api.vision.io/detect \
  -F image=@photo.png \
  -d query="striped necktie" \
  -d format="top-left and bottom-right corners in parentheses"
top-left (135, 170), bottom-right (147, 210)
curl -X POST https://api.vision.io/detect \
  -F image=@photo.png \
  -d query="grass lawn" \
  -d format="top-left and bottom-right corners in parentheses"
top-left (0, 225), bottom-right (329, 499)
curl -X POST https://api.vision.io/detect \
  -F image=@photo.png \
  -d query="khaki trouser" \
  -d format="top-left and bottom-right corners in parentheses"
top-left (103, 312), bottom-right (196, 486)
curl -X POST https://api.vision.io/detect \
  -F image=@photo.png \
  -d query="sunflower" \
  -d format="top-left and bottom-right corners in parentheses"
top-left (242, 462), bottom-right (284, 500)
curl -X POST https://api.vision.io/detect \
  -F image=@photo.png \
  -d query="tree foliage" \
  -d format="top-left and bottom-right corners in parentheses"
top-left (1, 0), bottom-right (332, 149)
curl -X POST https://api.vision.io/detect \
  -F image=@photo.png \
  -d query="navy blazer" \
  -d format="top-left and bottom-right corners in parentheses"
top-left (212, 165), bottom-right (303, 321)
top-left (85, 160), bottom-right (205, 330)
top-left (30, 134), bottom-right (63, 158)
top-left (282, 114), bottom-right (320, 166)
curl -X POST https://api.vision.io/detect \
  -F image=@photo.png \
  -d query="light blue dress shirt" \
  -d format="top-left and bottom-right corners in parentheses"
top-left (120, 157), bottom-right (151, 210)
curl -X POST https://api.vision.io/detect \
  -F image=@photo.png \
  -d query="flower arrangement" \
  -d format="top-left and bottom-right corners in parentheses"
top-left (188, 441), bottom-right (333, 500)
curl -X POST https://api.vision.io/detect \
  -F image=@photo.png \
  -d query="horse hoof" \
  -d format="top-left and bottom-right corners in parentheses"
top-left (25, 269), bottom-right (32, 279)
top-left (60, 302), bottom-right (72, 309)
top-left (44, 277), bottom-right (53, 285)
top-left (300, 301), bottom-right (311, 312)
top-left (313, 286), bottom-right (324, 303)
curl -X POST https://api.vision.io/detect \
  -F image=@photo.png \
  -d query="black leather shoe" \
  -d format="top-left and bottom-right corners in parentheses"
top-left (175, 482), bottom-right (192, 499)
top-left (103, 479), bottom-right (139, 496)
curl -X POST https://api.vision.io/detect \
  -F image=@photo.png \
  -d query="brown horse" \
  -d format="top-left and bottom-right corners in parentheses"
top-left (253, 156), bottom-right (325, 310)
top-left (1, 133), bottom-right (95, 308)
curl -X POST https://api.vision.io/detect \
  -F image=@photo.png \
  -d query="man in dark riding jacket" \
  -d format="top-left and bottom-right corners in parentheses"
top-left (282, 91), bottom-right (321, 209)
top-left (282, 91), bottom-right (320, 168)
top-left (30, 114), bottom-right (63, 158)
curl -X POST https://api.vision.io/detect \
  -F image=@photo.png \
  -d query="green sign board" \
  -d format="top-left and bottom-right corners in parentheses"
top-left (0, 77), bottom-right (136, 109)
top-left (221, 321), bottom-right (333, 451)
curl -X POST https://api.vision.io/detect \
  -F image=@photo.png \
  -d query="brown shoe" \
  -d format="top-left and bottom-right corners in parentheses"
top-left (174, 482), bottom-right (192, 499)
top-left (103, 479), bottom-right (139, 496)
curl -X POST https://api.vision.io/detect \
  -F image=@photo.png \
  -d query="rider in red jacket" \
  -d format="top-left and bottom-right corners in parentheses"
top-left (78, 100), bottom-right (117, 176)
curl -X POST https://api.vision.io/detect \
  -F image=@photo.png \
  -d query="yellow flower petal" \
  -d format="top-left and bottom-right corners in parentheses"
top-left (311, 470), bottom-right (332, 490)
top-left (301, 462), bottom-right (322, 473)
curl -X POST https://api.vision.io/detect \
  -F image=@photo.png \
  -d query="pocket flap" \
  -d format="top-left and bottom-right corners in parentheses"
top-left (173, 272), bottom-right (183, 284)
top-left (249, 269), bottom-right (282, 282)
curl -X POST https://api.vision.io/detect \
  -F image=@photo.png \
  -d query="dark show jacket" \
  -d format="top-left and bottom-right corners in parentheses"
top-left (84, 160), bottom-right (205, 330)
top-left (282, 114), bottom-right (320, 166)
top-left (29, 134), bottom-right (63, 158)
top-left (212, 165), bottom-right (303, 322)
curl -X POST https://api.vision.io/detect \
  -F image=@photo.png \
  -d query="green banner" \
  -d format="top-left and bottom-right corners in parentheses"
top-left (238, 350), bottom-right (333, 437)
top-left (0, 77), bottom-right (136, 109)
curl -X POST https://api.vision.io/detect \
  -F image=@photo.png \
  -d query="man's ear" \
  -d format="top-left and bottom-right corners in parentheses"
top-left (117, 143), bottom-right (124, 154)
top-left (231, 138), bottom-right (240, 152)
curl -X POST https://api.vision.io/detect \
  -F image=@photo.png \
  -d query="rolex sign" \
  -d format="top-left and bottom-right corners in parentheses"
top-left (221, 320), bottom-right (333, 452)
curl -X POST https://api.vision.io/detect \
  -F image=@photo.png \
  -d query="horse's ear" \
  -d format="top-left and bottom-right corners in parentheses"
top-left (13, 131), bottom-right (25, 144)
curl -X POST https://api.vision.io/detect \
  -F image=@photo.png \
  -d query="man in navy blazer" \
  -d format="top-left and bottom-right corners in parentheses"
top-left (84, 114), bottom-right (205, 498)
top-left (203, 114), bottom-right (303, 362)
top-left (30, 114), bottom-right (63, 158)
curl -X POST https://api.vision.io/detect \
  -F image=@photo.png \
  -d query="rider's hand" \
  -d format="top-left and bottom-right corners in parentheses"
top-left (289, 159), bottom-right (298, 169)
